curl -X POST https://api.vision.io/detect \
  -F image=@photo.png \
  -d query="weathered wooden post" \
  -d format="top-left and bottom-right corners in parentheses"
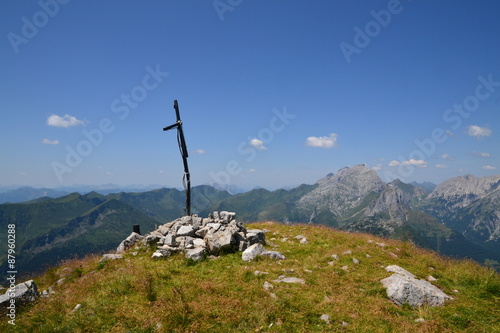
top-left (163, 100), bottom-right (191, 216)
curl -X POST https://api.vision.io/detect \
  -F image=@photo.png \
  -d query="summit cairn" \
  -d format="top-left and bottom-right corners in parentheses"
top-left (113, 211), bottom-right (272, 261)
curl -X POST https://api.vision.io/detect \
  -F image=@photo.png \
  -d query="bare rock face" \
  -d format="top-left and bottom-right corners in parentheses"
top-left (429, 174), bottom-right (500, 210)
top-left (380, 265), bottom-right (453, 307)
top-left (298, 164), bottom-right (386, 218)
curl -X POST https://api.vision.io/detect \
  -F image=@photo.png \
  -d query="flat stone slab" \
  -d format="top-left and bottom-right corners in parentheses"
top-left (272, 276), bottom-right (305, 285)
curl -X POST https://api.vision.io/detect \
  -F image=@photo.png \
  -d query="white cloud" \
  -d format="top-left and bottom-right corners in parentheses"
top-left (441, 154), bottom-right (455, 161)
top-left (388, 159), bottom-right (427, 168)
top-left (372, 164), bottom-right (382, 171)
top-left (445, 130), bottom-right (455, 137)
top-left (250, 138), bottom-right (267, 150)
top-left (305, 133), bottom-right (338, 148)
top-left (246, 169), bottom-right (256, 173)
top-left (47, 114), bottom-right (85, 128)
top-left (470, 151), bottom-right (491, 158)
top-left (41, 138), bottom-right (59, 145)
top-left (435, 164), bottom-right (448, 168)
top-left (466, 125), bottom-right (492, 138)
top-left (482, 165), bottom-right (497, 170)
top-left (193, 149), bottom-right (205, 154)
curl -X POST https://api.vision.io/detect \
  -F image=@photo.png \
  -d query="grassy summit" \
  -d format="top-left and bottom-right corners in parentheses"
top-left (2, 222), bottom-right (499, 332)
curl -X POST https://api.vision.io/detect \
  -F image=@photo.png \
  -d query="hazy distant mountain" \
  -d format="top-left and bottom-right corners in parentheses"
top-left (409, 181), bottom-right (437, 193)
top-left (0, 186), bottom-right (68, 203)
top-left (54, 184), bottom-right (168, 195)
top-left (210, 183), bottom-right (253, 194)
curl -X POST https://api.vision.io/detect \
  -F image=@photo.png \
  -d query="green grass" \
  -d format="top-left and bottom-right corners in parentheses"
top-left (1, 222), bottom-right (499, 332)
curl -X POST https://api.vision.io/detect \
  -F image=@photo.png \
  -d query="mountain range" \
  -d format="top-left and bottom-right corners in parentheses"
top-left (1, 164), bottom-right (499, 280)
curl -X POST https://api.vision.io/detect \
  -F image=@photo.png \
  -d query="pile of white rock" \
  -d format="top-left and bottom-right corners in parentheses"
top-left (114, 211), bottom-right (278, 261)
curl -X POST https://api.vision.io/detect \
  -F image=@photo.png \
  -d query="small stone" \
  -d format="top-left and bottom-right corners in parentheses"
top-left (272, 277), bottom-right (305, 285)
top-left (352, 258), bottom-right (360, 265)
top-left (376, 242), bottom-right (387, 247)
top-left (388, 252), bottom-right (398, 258)
top-left (263, 281), bottom-right (274, 291)
top-left (341, 266), bottom-right (349, 271)
top-left (415, 318), bottom-right (425, 323)
top-left (427, 275), bottom-right (437, 282)
top-left (319, 314), bottom-right (331, 324)
top-left (366, 254), bottom-right (372, 258)
top-left (177, 225), bottom-right (195, 237)
top-left (341, 321), bottom-right (350, 327)
top-left (151, 249), bottom-right (171, 259)
top-left (300, 237), bottom-right (308, 244)
top-left (71, 304), bottom-right (81, 313)
top-left (331, 254), bottom-right (339, 260)
top-left (342, 250), bottom-right (352, 255)
top-left (185, 247), bottom-right (206, 261)
top-left (260, 250), bottom-right (286, 260)
top-left (99, 254), bottom-right (123, 263)
top-left (242, 243), bottom-right (265, 261)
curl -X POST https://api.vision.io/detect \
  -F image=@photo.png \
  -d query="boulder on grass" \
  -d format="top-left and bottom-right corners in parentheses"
top-left (380, 265), bottom-right (453, 307)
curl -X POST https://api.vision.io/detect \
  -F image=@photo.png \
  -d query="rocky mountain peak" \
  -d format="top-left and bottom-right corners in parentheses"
top-left (298, 164), bottom-right (386, 217)
top-left (429, 174), bottom-right (500, 209)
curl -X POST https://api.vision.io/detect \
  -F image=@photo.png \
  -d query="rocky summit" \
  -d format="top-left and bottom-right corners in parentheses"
top-left (111, 211), bottom-right (280, 261)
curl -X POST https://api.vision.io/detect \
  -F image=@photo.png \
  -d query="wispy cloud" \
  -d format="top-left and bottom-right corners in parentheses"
top-left (41, 138), bottom-right (59, 145)
top-left (466, 125), bottom-right (492, 138)
top-left (441, 154), bottom-right (455, 161)
top-left (305, 133), bottom-right (338, 148)
top-left (372, 164), bottom-right (382, 171)
top-left (435, 164), bottom-right (448, 168)
top-left (193, 149), bottom-right (206, 154)
top-left (482, 165), bottom-right (497, 170)
top-left (388, 159), bottom-right (427, 168)
top-left (469, 151), bottom-right (491, 158)
top-left (246, 168), bottom-right (256, 173)
top-left (47, 114), bottom-right (85, 128)
top-left (250, 138), bottom-right (267, 150)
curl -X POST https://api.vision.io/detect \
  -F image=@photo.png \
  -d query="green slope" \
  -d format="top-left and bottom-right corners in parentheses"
top-left (2, 222), bottom-right (498, 332)
top-left (0, 194), bottom-right (157, 280)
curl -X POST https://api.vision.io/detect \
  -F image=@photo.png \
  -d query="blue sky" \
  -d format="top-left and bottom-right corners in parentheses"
top-left (1, 0), bottom-right (499, 190)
